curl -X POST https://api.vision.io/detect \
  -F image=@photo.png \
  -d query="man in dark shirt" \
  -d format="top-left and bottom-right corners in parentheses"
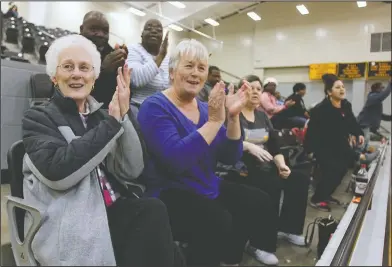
top-left (197, 65), bottom-right (221, 102)
top-left (80, 11), bottom-right (127, 108)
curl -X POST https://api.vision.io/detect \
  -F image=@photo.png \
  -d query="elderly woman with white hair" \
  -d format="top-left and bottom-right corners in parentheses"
top-left (138, 39), bottom-right (278, 266)
top-left (21, 35), bottom-right (184, 266)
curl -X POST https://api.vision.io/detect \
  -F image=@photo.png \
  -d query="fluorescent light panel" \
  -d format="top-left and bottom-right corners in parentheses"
top-left (204, 18), bottom-right (219, 26)
top-left (168, 24), bottom-right (183, 31)
top-left (247, 11), bottom-right (261, 21)
top-left (127, 7), bottom-right (146, 16)
top-left (357, 1), bottom-right (367, 8)
top-left (296, 4), bottom-right (309, 15)
top-left (168, 1), bottom-right (186, 9)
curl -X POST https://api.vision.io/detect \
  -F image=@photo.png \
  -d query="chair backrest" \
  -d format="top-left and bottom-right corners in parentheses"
top-left (30, 73), bottom-right (53, 106)
top-left (7, 140), bottom-right (26, 241)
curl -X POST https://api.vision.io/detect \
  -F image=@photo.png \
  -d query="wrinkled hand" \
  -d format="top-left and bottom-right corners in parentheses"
top-left (159, 32), bottom-right (169, 59)
top-left (225, 80), bottom-right (249, 117)
top-left (108, 90), bottom-right (121, 121)
top-left (102, 49), bottom-right (127, 72)
top-left (278, 164), bottom-right (291, 179)
top-left (116, 65), bottom-right (132, 117)
top-left (208, 81), bottom-right (226, 124)
top-left (247, 143), bottom-right (273, 162)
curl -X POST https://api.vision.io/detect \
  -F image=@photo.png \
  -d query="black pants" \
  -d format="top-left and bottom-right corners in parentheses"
top-left (107, 197), bottom-right (185, 267)
top-left (160, 180), bottom-right (277, 266)
top-left (311, 159), bottom-right (349, 203)
top-left (228, 162), bottom-right (310, 235)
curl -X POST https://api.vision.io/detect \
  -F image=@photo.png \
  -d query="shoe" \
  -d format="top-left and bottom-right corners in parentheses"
top-left (326, 196), bottom-right (341, 205)
top-left (310, 201), bottom-right (331, 212)
top-left (277, 232), bottom-right (306, 246)
top-left (246, 245), bottom-right (279, 265)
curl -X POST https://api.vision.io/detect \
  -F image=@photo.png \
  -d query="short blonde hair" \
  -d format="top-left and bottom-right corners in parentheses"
top-left (45, 34), bottom-right (101, 79)
top-left (169, 39), bottom-right (209, 70)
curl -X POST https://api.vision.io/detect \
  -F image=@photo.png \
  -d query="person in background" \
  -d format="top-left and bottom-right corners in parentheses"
top-left (274, 91), bottom-right (285, 105)
top-left (259, 77), bottom-right (295, 119)
top-left (197, 65), bottom-right (221, 102)
top-left (226, 75), bottom-right (309, 265)
top-left (304, 74), bottom-right (379, 212)
top-left (4, 2), bottom-right (18, 18)
top-left (126, 19), bottom-right (170, 111)
top-left (80, 11), bottom-right (128, 109)
top-left (21, 34), bottom-right (184, 267)
top-left (138, 39), bottom-right (277, 266)
top-left (284, 82), bottom-right (310, 128)
top-left (357, 80), bottom-right (391, 146)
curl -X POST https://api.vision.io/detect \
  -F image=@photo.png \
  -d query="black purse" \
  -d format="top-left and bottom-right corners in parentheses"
top-left (305, 215), bottom-right (339, 259)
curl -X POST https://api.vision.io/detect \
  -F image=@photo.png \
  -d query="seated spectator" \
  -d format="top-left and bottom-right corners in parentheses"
top-left (284, 83), bottom-right (310, 128)
top-left (304, 74), bottom-right (379, 212)
top-left (228, 75), bottom-right (309, 256)
top-left (80, 11), bottom-right (128, 109)
top-left (357, 80), bottom-right (391, 146)
top-left (4, 2), bottom-right (18, 18)
top-left (138, 39), bottom-right (278, 266)
top-left (126, 19), bottom-right (169, 109)
top-left (259, 77), bottom-right (295, 119)
top-left (274, 91), bottom-right (285, 105)
top-left (21, 35), bottom-right (184, 267)
top-left (197, 65), bottom-right (221, 102)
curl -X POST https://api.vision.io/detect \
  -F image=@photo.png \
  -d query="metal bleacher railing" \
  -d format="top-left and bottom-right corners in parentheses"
top-left (329, 138), bottom-right (390, 266)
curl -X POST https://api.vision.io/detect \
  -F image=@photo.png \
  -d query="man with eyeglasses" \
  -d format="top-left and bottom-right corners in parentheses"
top-left (80, 11), bottom-right (128, 109)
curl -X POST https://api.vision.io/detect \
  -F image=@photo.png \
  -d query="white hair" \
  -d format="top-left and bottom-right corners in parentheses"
top-left (45, 34), bottom-right (101, 79)
top-left (169, 39), bottom-right (209, 70)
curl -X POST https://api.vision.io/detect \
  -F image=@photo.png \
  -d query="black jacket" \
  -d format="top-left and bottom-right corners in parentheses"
top-left (304, 97), bottom-right (363, 161)
top-left (22, 89), bottom-right (148, 194)
top-left (90, 44), bottom-right (117, 109)
top-left (285, 93), bottom-right (307, 118)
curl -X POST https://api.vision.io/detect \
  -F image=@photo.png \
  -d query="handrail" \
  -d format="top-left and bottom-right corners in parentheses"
top-left (330, 141), bottom-right (389, 266)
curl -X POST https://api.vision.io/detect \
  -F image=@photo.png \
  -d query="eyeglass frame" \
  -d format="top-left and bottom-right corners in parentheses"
top-left (57, 62), bottom-right (94, 73)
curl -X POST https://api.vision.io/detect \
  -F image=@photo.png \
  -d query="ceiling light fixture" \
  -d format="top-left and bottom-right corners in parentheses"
top-left (247, 11), bottom-right (261, 21)
top-left (127, 7), bottom-right (146, 17)
top-left (357, 1), bottom-right (367, 8)
top-left (168, 1), bottom-right (186, 9)
top-left (296, 4), bottom-right (309, 15)
top-left (168, 24), bottom-right (183, 31)
top-left (204, 18), bottom-right (219, 26)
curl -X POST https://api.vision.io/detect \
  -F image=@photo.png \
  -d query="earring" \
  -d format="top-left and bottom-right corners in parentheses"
top-left (91, 85), bottom-right (95, 91)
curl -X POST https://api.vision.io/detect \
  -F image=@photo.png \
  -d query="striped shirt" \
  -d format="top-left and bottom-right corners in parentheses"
top-left (126, 43), bottom-right (170, 105)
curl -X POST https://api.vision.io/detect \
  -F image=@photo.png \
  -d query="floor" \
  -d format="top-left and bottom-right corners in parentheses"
top-left (0, 170), bottom-right (354, 266)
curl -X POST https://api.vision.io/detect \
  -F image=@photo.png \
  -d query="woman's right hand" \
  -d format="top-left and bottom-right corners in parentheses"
top-left (247, 143), bottom-right (273, 162)
top-left (208, 81), bottom-right (226, 124)
top-left (109, 89), bottom-right (121, 121)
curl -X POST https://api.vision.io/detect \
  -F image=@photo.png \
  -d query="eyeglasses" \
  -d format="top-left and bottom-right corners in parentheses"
top-left (57, 63), bottom-right (94, 73)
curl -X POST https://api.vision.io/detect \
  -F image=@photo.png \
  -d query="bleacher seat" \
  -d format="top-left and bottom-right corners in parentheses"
top-left (6, 140), bottom-right (42, 266)
top-left (1, 50), bottom-right (30, 63)
top-left (29, 73), bottom-right (54, 106)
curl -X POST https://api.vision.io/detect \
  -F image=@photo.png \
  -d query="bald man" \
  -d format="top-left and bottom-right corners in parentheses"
top-left (80, 11), bottom-right (127, 108)
top-left (126, 19), bottom-right (170, 107)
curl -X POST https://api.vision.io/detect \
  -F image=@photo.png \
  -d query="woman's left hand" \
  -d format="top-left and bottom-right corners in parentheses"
top-left (225, 81), bottom-right (250, 117)
top-left (278, 164), bottom-right (291, 179)
top-left (116, 65), bottom-right (132, 117)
